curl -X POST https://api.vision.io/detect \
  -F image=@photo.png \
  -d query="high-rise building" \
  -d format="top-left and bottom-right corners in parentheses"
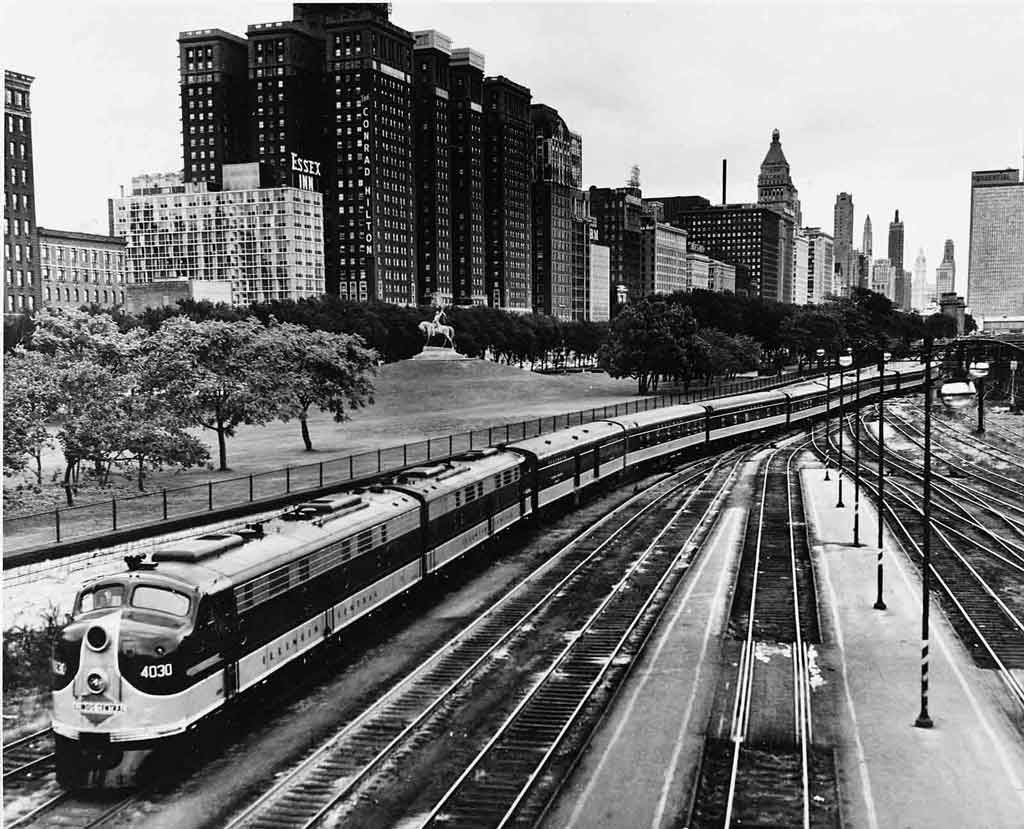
top-left (588, 223), bottom-right (610, 322)
top-left (588, 185), bottom-right (644, 307)
top-left (448, 47), bottom-right (486, 306)
top-left (483, 76), bottom-right (532, 311)
top-left (39, 229), bottom-right (127, 311)
top-left (178, 29), bottom-right (250, 191)
top-left (530, 103), bottom-right (582, 319)
top-left (413, 30), bottom-right (453, 306)
top-left (968, 168), bottom-right (1024, 329)
top-left (180, 5), bottom-right (416, 303)
top-left (110, 164), bottom-right (324, 306)
top-left (793, 229), bottom-right (809, 305)
top-left (936, 238), bottom-right (956, 299)
top-left (862, 215), bottom-right (873, 267)
top-left (912, 249), bottom-right (928, 311)
top-left (757, 129), bottom-right (800, 303)
top-left (833, 192), bottom-right (855, 296)
top-left (4, 70), bottom-right (41, 316)
top-left (887, 209), bottom-right (904, 276)
top-left (326, 9), bottom-right (416, 304)
top-left (639, 216), bottom-right (689, 295)
top-left (245, 19), bottom-right (324, 185)
top-left (871, 258), bottom-right (896, 302)
top-left (670, 204), bottom-right (794, 302)
top-left (804, 227), bottom-right (834, 304)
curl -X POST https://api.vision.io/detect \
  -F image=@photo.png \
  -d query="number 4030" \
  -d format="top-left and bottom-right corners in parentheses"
top-left (140, 664), bottom-right (173, 678)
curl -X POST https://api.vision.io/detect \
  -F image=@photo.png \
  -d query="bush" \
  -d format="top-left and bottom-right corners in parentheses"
top-left (3, 604), bottom-right (68, 693)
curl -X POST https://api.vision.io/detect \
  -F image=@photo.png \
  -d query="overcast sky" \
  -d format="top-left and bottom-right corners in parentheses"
top-left (4, 1), bottom-right (1022, 294)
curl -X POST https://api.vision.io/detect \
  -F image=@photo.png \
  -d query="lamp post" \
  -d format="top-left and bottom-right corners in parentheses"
top-left (853, 357), bottom-right (863, 546)
top-left (836, 349), bottom-right (853, 508)
top-left (914, 352), bottom-right (978, 729)
top-left (1011, 359), bottom-right (1020, 413)
top-left (969, 361), bottom-right (990, 434)
top-left (818, 348), bottom-right (831, 481)
top-left (874, 349), bottom-right (892, 611)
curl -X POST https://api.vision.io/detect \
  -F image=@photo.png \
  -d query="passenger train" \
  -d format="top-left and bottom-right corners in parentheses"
top-left (52, 360), bottom-right (924, 787)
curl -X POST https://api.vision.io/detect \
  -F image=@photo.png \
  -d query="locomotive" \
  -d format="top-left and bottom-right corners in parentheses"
top-left (52, 361), bottom-right (923, 787)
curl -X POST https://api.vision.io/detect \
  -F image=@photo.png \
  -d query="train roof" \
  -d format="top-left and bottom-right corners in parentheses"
top-left (705, 388), bottom-right (788, 413)
top-left (605, 402), bottom-right (708, 431)
top-left (505, 420), bottom-right (624, 459)
top-left (137, 488), bottom-right (419, 594)
top-left (388, 448), bottom-right (521, 500)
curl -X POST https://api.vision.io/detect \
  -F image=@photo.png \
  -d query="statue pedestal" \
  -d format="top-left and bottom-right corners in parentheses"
top-left (412, 345), bottom-right (471, 361)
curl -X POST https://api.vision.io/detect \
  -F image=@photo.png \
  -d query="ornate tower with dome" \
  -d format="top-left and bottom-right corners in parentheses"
top-left (757, 128), bottom-right (801, 226)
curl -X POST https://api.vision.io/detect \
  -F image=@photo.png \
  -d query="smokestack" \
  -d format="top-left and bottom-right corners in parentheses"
top-left (722, 159), bottom-right (727, 205)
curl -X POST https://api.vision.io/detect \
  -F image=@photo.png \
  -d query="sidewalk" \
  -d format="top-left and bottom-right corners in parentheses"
top-left (801, 459), bottom-right (1024, 828)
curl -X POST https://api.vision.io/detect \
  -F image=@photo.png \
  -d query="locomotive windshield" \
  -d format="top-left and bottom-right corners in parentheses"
top-left (130, 586), bottom-right (190, 617)
top-left (76, 584), bottom-right (125, 614)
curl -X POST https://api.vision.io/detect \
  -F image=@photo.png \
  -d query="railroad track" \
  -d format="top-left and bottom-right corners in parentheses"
top-left (5, 789), bottom-right (139, 829)
top-left (3, 727), bottom-right (55, 783)
top-left (688, 444), bottom-right (836, 829)
top-left (225, 452), bottom-right (740, 829)
top-left (815, 423), bottom-right (1024, 693)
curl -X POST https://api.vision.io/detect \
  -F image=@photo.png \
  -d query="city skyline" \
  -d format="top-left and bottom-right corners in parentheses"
top-left (3, 2), bottom-right (1023, 297)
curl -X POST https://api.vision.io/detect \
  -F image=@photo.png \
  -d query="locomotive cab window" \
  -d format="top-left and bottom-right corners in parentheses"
top-left (131, 586), bottom-right (191, 617)
top-left (76, 584), bottom-right (125, 615)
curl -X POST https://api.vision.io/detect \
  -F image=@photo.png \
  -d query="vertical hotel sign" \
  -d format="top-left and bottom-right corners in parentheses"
top-left (290, 152), bottom-right (321, 192)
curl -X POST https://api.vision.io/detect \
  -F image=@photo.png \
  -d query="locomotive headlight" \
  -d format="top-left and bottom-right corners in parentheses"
top-left (86, 670), bottom-right (108, 694)
top-left (86, 625), bottom-right (109, 652)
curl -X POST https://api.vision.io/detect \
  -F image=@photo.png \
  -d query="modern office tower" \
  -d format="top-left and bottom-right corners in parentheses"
top-left (448, 47), bottom-right (486, 306)
top-left (588, 224), bottom-right (610, 322)
top-left (639, 216), bottom-right (689, 295)
top-left (912, 248), bottom-right (928, 310)
top-left (39, 229), bottom-right (126, 310)
top-left (968, 168), bottom-right (1024, 329)
top-left (178, 29), bottom-right (250, 191)
top-left (804, 227), bottom-right (834, 304)
top-left (110, 164), bottom-right (324, 307)
top-left (862, 215), bottom-right (873, 265)
top-left (793, 228), bottom-right (810, 304)
top-left (413, 30), bottom-right (453, 306)
top-left (669, 204), bottom-right (793, 302)
top-left (246, 19), bottom-right (324, 185)
top-left (893, 269), bottom-right (911, 311)
top-left (936, 239), bottom-right (956, 299)
top-left (483, 76), bottom-right (532, 311)
top-left (833, 192), bottom-right (855, 296)
top-left (530, 103), bottom-right (582, 319)
top-left (588, 185), bottom-right (644, 308)
top-left (887, 209), bottom-right (904, 275)
top-left (871, 258), bottom-right (896, 302)
top-left (326, 10), bottom-right (417, 304)
top-left (855, 251), bottom-right (869, 291)
top-left (4, 71), bottom-right (41, 315)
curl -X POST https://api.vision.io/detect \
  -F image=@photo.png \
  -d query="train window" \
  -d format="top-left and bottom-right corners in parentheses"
top-left (77, 584), bottom-right (125, 614)
top-left (131, 586), bottom-right (190, 617)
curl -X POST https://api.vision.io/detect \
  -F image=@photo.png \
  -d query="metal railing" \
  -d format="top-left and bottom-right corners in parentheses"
top-left (2, 370), bottom-right (820, 557)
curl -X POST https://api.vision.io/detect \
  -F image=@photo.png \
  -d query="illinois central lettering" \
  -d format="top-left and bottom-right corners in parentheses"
top-left (290, 152), bottom-right (321, 176)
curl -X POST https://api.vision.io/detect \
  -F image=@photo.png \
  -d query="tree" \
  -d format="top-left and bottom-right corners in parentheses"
top-left (3, 349), bottom-right (57, 482)
top-left (139, 317), bottom-right (278, 471)
top-left (600, 299), bottom-right (698, 394)
top-left (255, 322), bottom-right (378, 451)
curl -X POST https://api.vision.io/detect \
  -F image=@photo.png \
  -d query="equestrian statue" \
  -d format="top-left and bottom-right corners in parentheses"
top-left (418, 307), bottom-right (455, 349)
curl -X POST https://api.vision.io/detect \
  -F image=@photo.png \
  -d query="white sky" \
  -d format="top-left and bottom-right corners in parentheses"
top-left (4, 1), bottom-right (1023, 295)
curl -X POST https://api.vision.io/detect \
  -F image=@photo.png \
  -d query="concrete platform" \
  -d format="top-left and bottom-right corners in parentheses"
top-left (410, 345), bottom-right (470, 361)
top-left (801, 456), bottom-right (1024, 828)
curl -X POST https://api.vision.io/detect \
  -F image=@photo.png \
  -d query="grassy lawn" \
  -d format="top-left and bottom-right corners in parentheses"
top-left (4, 360), bottom-right (645, 526)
